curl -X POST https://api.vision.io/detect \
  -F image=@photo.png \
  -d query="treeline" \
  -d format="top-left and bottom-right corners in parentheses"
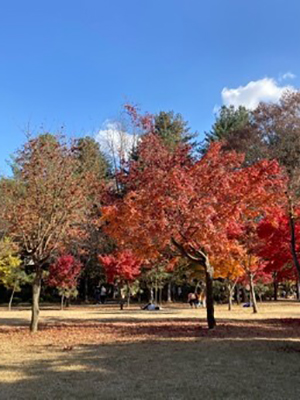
top-left (1, 92), bottom-right (300, 331)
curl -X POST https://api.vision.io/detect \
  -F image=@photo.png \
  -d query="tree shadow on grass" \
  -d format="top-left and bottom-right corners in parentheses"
top-left (1, 317), bottom-right (300, 342)
top-left (0, 317), bottom-right (30, 327)
top-left (1, 335), bottom-right (300, 400)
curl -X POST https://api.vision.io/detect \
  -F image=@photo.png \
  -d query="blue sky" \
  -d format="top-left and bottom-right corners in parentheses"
top-left (1, 0), bottom-right (300, 175)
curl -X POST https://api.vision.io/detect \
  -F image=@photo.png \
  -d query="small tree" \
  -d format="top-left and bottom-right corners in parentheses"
top-left (0, 237), bottom-right (26, 310)
top-left (47, 255), bottom-right (82, 310)
top-left (1, 134), bottom-right (92, 331)
top-left (99, 250), bottom-right (141, 306)
top-left (257, 207), bottom-right (299, 299)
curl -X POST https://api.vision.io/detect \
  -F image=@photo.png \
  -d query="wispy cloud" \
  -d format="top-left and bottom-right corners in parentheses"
top-left (280, 71), bottom-right (296, 81)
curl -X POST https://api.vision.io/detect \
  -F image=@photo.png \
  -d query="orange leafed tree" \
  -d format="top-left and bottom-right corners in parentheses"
top-left (102, 130), bottom-right (284, 329)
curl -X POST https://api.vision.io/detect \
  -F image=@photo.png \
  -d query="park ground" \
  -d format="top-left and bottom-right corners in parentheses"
top-left (0, 302), bottom-right (300, 400)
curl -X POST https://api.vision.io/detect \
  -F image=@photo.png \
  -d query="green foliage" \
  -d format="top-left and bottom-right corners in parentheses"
top-left (142, 264), bottom-right (170, 291)
top-left (202, 105), bottom-right (252, 155)
top-left (74, 136), bottom-right (110, 179)
top-left (212, 280), bottom-right (228, 303)
top-left (255, 282), bottom-right (270, 301)
top-left (206, 105), bottom-right (250, 142)
top-left (58, 286), bottom-right (78, 300)
top-left (154, 111), bottom-right (196, 151)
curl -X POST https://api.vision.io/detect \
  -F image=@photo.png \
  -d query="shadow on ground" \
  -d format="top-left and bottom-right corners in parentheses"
top-left (1, 317), bottom-right (300, 399)
top-left (2, 317), bottom-right (299, 340)
top-left (1, 335), bottom-right (300, 400)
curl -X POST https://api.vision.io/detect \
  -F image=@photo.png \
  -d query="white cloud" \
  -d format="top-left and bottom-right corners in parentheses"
top-left (221, 77), bottom-right (295, 110)
top-left (95, 120), bottom-right (139, 162)
top-left (280, 71), bottom-right (296, 81)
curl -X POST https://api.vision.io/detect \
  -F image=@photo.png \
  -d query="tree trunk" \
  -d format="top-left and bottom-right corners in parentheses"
top-left (228, 293), bottom-right (232, 311)
top-left (155, 279), bottom-right (158, 304)
top-left (30, 269), bottom-right (42, 333)
top-left (296, 279), bottom-right (300, 301)
top-left (150, 288), bottom-right (154, 302)
top-left (8, 284), bottom-right (16, 311)
top-left (205, 267), bottom-right (216, 329)
top-left (228, 284), bottom-right (233, 311)
top-left (167, 282), bottom-right (172, 302)
top-left (273, 273), bottom-right (278, 301)
top-left (61, 294), bottom-right (65, 310)
top-left (84, 276), bottom-right (89, 303)
top-left (241, 287), bottom-right (248, 303)
top-left (127, 283), bottom-right (130, 308)
top-left (159, 287), bottom-right (162, 305)
top-left (288, 197), bottom-right (300, 282)
top-left (236, 283), bottom-right (241, 305)
top-left (249, 273), bottom-right (258, 314)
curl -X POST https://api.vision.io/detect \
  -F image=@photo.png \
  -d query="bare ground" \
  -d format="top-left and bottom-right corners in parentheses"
top-left (0, 301), bottom-right (300, 400)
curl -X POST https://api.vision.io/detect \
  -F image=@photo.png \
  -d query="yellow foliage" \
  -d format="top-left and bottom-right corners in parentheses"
top-left (0, 238), bottom-right (22, 287)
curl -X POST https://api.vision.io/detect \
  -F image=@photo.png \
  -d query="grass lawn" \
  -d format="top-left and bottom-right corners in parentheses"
top-left (0, 301), bottom-right (300, 399)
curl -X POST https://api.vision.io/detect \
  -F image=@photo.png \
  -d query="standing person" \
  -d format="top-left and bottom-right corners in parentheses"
top-left (194, 292), bottom-right (200, 308)
top-left (94, 286), bottom-right (101, 304)
top-left (188, 292), bottom-right (196, 308)
top-left (100, 285), bottom-right (107, 304)
top-left (120, 293), bottom-right (125, 310)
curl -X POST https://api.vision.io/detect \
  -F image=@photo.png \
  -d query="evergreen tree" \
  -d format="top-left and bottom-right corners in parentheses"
top-left (154, 111), bottom-right (196, 151)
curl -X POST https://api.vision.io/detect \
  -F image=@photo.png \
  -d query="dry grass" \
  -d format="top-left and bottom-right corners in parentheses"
top-left (0, 301), bottom-right (300, 399)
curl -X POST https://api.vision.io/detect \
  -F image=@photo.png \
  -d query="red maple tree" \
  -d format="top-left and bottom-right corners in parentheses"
top-left (99, 250), bottom-right (141, 284)
top-left (257, 208), bottom-right (299, 298)
top-left (99, 250), bottom-right (141, 306)
top-left (47, 254), bottom-right (82, 309)
top-left (102, 126), bottom-right (284, 328)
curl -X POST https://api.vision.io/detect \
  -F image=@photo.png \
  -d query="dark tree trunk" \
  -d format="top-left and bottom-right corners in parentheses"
top-left (159, 288), bottom-right (162, 305)
top-left (61, 294), bottom-right (65, 310)
top-left (8, 284), bottom-right (16, 311)
top-left (236, 283), bottom-right (241, 305)
top-left (167, 282), bottom-right (172, 302)
top-left (30, 269), bottom-right (42, 333)
top-left (296, 279), bottom-right (300, 301)
top-left (205, 268), bottom-right (216, 329)
top-left (241, 287), bottom-right (248, 303)
top-left (273, 274), bottom-right (278, 301)
top-left (249, 273), bottom-right (258, 314)
top-left (84, 277), bottom-right (89, 303)
top-left (288, 198), bottom-right (300, 282)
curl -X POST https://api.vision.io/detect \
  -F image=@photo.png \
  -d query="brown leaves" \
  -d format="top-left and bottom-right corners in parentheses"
top-left (2, 135), bottom-right (98, 267)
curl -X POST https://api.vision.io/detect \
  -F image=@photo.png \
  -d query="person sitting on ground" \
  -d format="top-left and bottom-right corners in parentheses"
top-left (142, 302), bottom-right (160, 311)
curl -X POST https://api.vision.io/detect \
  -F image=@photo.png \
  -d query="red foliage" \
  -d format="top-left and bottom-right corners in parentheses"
top-left (257, 208), bottom-right (298, 281)
top-left (99, 250), bottom-right (141, 284)
top-left (124, 103), bottom-right (154, 132)
top-left (47, 255), bottom-right (82, 290)
top-left (103, 134), bottom-right (285, 279)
